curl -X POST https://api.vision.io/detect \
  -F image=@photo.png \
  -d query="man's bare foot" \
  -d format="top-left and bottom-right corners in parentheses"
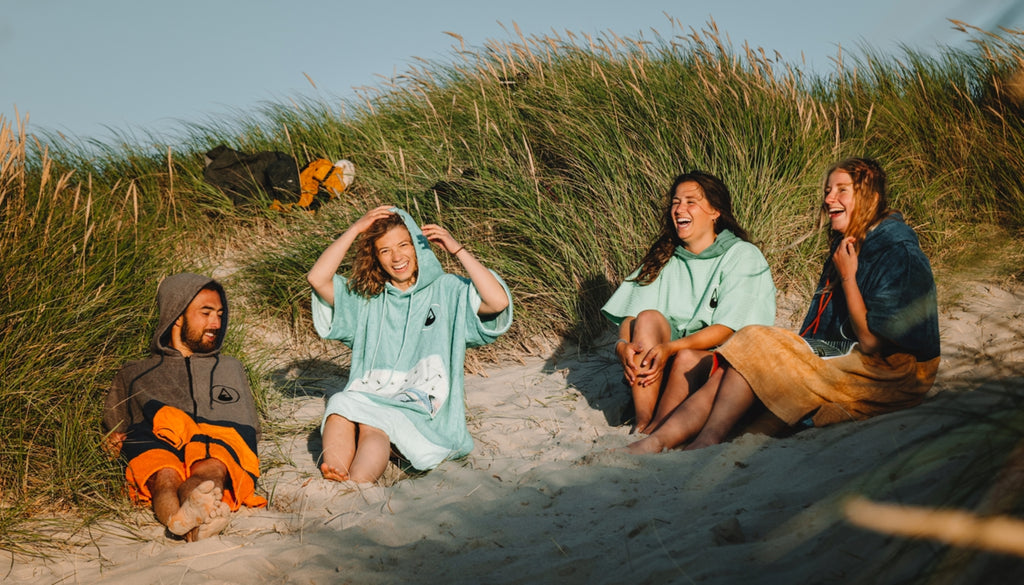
top-left (623, 435), bottom-right (666, 455)
top-left (186, 501), bottom-right (232, 542)
top-left (320, 462), bottom-right (350, 482)
top-left (166, 480), bottom-right (222, 536)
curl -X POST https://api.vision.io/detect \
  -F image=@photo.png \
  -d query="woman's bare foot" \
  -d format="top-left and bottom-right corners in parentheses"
top-left (623, 435), bottom-right (667, 455)
top-left (320, 462), bottom-right (350, 482)
top-left (682, 435), bottom-right (720, 451)
top-left (166, 480), bottom-right (222, 536)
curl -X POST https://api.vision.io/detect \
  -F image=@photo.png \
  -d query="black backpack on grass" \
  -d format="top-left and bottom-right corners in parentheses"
top-left (203, 144), bottom-right (300, 206)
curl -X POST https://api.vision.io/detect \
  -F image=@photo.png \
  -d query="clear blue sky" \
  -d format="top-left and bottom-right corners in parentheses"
top-left (2, 0), bottom-right (1022, 143)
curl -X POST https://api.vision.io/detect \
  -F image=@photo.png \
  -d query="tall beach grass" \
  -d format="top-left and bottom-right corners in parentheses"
top-left (0, 116), bottom-right (171, 550)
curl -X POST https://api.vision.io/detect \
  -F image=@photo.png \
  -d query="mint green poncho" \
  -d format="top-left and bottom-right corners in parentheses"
top-left (312, 209), bottom-right (513, 470)
top-left (601, 230), bottom-right (775, 340)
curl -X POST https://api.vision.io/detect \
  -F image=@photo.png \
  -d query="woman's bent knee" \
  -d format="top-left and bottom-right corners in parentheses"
top-left (633, 310), bottom-right (671, 340)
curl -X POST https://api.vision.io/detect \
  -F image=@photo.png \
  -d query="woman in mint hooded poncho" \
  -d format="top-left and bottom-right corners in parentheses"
top-left (307, 206), bottom-right (512, 484)
top-left (601, 171), bottom-right (776, 434)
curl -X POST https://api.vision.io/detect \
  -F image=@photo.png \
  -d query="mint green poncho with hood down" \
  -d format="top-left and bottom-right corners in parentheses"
top-left (601, 230), bottom-right (776, 340)
top-left (312, 209), bottom-right (513, 471)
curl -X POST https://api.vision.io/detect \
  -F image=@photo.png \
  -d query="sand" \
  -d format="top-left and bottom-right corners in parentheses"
top-left (6, 280), bottom-right (1024, 585)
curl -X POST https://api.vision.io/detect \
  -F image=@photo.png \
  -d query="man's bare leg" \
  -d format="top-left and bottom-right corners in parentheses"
top-left (147, 458), bottom-right (229, 540)
top-left (320, 414), bottom-right (357, 482)
top-left (149, 468), bottom-right (189, 532)
top-left (179, 459), bottom-right (229, 542)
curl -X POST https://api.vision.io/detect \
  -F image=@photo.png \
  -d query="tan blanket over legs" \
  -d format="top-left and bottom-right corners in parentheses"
top-left (718, 325), bottom-right (940, 427)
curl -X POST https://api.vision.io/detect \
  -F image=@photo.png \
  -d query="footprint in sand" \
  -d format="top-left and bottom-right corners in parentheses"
top-left (166, 480), bottom-right (223, 536)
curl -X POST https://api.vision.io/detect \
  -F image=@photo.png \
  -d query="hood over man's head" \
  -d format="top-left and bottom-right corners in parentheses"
top-left (152, 273), bottom-right (229, 356)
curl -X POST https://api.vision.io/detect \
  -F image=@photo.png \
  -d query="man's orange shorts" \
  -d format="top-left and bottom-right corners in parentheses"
top-left (122, 404), bottom-right (266, 510)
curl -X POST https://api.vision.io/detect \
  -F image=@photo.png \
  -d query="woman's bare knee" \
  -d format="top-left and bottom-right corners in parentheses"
top-left (633, 310), bottom-right (671, 339)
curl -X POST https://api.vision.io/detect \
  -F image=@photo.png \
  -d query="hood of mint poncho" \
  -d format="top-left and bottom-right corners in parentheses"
top-left (311, 208), bottom-right (513, 470)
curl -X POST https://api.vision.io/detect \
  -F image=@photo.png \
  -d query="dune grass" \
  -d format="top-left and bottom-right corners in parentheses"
top-left (2, 18), bottom-right (1024, 552)
top-left (0, 117), bottom-right (170, 550)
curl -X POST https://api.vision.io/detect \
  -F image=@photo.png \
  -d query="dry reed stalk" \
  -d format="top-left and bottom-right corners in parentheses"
top-left (44, 167), bottom-right (76, 242)
top-left (70, 170), bottom-right (81, 215)
top-left (165, 145), bottom-right (175, 215)
top-left (521, 135), bottom-right (538, 200)
top-left (743, 42), bottom-right (762, 83)
top-left (845, 497), bottom-right (1024, 557)
top-left (0, 117), bottom-right (23, 213)
top-left (541, 34), bottom-right (560, 63)
top-left (844, 436), bottom-right (1024, 582)
top-left (80, 192), bottom-right (93, 271)
top-left (924, 437), bottom-right (1024, 584)
top-left (31, 150), bottom-right (54, 228)
top-left (127, 181), bottom-right (140, 227)
top-left (512, 22), bottom-right (541, 76)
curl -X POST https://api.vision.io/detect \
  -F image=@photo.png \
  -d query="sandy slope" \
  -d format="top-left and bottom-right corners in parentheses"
top-left (7, 281), bottom-right (1023, 585)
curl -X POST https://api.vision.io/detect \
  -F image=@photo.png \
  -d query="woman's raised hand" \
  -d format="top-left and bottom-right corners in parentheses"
top-left (420, 224), bottom-right (461, 254)
top-left (308, 205), bottom-right (395, 306)
top-left (833, 236), bottom-right (859, 282)
top-left (350, 205), bottom-right (395, 235)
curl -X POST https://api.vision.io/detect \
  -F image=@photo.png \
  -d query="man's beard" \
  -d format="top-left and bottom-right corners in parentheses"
top-left (182, 316), bottom-right (218, 353)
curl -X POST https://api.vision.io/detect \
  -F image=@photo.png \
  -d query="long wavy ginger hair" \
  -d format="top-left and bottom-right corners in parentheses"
top-left (818, 157), bottom-right (894, 291)
top-left (821, 157), bottom-right (893, 250)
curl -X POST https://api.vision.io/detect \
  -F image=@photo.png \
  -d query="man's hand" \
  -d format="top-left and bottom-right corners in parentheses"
top-left (104, 432), bottom-right (126, 458)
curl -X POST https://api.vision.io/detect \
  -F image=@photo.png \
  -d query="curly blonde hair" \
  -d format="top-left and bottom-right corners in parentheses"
top-left (347, 213), bottom-right (412, 298)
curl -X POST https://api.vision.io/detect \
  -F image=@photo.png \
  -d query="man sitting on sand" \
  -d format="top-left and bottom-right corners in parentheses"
top-left (103, 273), bottom-right (266, 541)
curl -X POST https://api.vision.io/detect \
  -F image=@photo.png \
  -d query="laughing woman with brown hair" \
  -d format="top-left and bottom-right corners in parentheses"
top-left (601, 171), bottom-right (776, 434)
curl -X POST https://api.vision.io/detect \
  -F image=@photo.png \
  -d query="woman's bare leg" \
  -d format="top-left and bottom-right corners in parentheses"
top-left (348, 424), bottom-right (391, 484)
top-left (320, 414), bottom-right (357, 481)
top-left (684, 367), bottom-right (757, 451)
top-left (625, 310), bottom-right (672, 433)
top-left (647, 349), bottom-right (714, 431)
top-left (625, 367), bottom-right (725, 454)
